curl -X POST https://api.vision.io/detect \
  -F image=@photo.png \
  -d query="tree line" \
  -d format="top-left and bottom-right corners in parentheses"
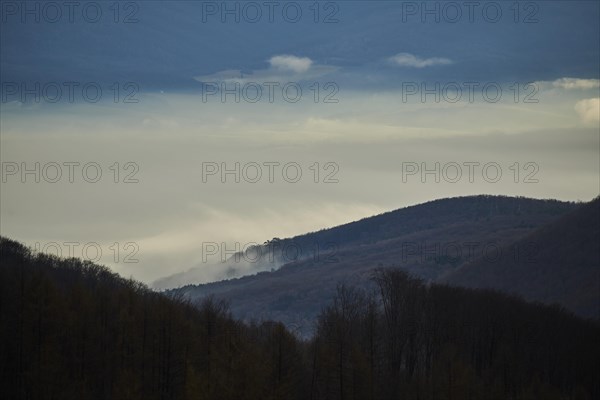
top-left (1, 236), bottom-right (598, 399)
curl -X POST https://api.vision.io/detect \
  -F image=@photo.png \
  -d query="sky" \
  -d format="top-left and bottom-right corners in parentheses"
top-left (1, 1), bottom-right (599, 285)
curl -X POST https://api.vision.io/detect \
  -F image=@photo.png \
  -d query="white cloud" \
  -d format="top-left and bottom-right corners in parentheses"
top-left (535, 77), bottom-right (600, 91)
top-left (575, 98), bottom-right (600, 124)
top-left (269, 55), bottom-right (313, 73)
top-left (389, 53), bottom-right (453, 68)
top-left (552, 78), bottom-right (600, 90)
top-left (194, 55), bottom-right (337, 85)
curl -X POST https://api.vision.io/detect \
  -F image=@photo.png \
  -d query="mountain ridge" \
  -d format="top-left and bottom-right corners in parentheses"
top-left (155, 194), bottom-right (577, 289)
top-left (167, 195), bottom-right (586, 336)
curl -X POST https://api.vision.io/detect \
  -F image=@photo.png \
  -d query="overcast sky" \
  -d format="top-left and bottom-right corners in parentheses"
top-left (1, 1), bottom-right (599, 284)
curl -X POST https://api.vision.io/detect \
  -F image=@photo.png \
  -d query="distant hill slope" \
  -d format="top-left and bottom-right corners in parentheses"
top-left (155, 195), bottom-right (576, 289)
top-left (443, 197), bottom-right (600, 319)
top-left (171, 195), bottom-right (579, 335)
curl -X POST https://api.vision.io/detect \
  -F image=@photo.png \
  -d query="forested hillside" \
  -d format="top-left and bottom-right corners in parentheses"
top-left (444, 197), bottom-right (600, 319)
top-left (171, 196), bottom-right (579, 334)
top-left (1, 236), bottom-right (599, 399)
top-left (0, 237), bottom-right (307, 400)
top-left (156, 195), bottom-right (576, 289)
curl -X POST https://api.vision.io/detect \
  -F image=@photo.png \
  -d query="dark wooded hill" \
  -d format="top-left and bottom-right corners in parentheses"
top-left (443, 196), bottom-right (600, 319)
top-left (1, 237), bottom-right (598, 399)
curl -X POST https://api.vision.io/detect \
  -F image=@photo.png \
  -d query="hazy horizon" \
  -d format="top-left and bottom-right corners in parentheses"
top-left (1, 1), bottom-right (599, 284)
